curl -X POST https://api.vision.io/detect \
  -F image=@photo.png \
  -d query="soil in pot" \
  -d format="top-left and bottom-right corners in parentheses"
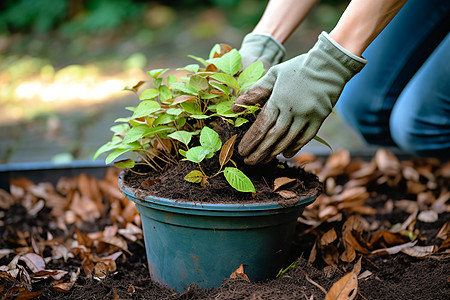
top-left (121, 118), bottom-right (323, 205)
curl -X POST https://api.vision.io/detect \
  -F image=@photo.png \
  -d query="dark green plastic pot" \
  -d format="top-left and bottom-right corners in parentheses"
top-left (119, 177), bottom-right (318, 292)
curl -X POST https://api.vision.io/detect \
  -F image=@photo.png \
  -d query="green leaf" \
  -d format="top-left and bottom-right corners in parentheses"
top-left (170, 82), bottom-right (198, 95)
top-left (235, 104), bottom-right (260, 114)
top-left (210, 73), bottom-right (238, 89)
top-left (209, 81), bottom-right (230, 96)
top-left (216, 101), bottom-right (241, 118)
top-left (93, 138), bottom-right (122, 161)
top-left (188, 55), bottom-right (208, 66)
top-left (238, 61), bottom-right (264, 93)
top-left (168, 130), bottom-right (194, 146)
top-left (140, 88), bottom-right (159, 100)
top-left (212, 49), bottom-right (242, 75)
top-left (195, 71), bottom-right (215, 77)
top-left (201, 93), bottom-right (221, 100)
top-left (223, 167), bottom-right (255, 193)
top-left (177, 64), bottom-right (200, 73)
top-left (181, 102), bottom-right (202, 115)
top-left (154, 78), bottom-right (163, 88)
top-left (159, 85), bottom-right (172, 102)
top-left (148, 68), bottom-right (169, 78)
top-left (105, 142), bottom-right (141, 165)
top-left (179, 149), bottom-right (187, 157)
top-left (166, 108), bottom-right (183, 116)
top-left (234, 117), bottom-right (249, 127)
top-left (167, 75), bottom-right (178, 87)
top-left (184, 170), bottom-right (204, 183)
top-left (313, 136), bottom-right (333, 152)
top-left (185, 146), bottom-right (210, 163)
top-left (200, 127), bottom-right (222, 153)
top-left (189, 75), bottom-right (209, 91)
top-left (175, 117), bottom-right (187, 128)
top-left (114, 158), bottom-right (136, 169)
top-left (122, 125), bottom-right (173, 144)
top-left (110, 124), bottom-right (130, 134)
top-left (132, 100), bottom-right (161, 118)
top-left (114, 117), bottom-right (132, 123)
top-left (191, 114), bottom-right (211, 119)
top-left (122, 125), bottom-right (149, 144)
top-left (153, 114), bottom-right (175, 126)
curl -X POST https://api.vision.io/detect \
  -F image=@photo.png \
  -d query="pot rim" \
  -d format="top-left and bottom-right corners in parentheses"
top-left (119, 176), bottom-right (319, 212)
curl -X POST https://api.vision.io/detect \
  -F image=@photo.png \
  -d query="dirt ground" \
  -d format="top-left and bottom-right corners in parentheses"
top-left (1, 149), bottom-right (449, 299)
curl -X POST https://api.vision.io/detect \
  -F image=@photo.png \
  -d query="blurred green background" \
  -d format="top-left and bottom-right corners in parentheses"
top-left (0, 0), bottom-right (366, 164)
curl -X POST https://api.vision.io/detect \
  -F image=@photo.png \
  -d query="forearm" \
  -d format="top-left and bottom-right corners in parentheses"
top-left (329, 0), bottom-right (407, 56)
top-left (252, 0), bottom-right (319, 44)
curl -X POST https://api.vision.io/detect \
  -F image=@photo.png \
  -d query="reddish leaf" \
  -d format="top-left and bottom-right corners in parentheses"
top-left (219, 134), bottom-right (236, 168)
top-left (173, 95), bottom-right (196, 105)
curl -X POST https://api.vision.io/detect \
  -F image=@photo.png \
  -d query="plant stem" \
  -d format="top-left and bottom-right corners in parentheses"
top-left (128, 168), bottom-right (150, 176)
top-left (197, 163), bottom-right (208, 178)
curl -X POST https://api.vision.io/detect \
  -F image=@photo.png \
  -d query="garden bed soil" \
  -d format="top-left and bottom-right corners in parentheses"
top-left (1, 199), bottom-right (448, 300)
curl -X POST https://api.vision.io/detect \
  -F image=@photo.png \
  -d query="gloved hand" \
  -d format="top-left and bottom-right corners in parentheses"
top-left (239, 33), bottom-right (286, 70)
top-left (232, 32), bottom-right (367, 165)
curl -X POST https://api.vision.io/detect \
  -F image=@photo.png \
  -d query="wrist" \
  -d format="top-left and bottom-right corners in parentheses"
top-left (328, 28), bottom-right (367, 57)
top-left (321, 32), bottom-right (367, 64)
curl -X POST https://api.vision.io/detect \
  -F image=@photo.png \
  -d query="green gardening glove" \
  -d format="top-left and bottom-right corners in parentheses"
top-left (239, 33), bottom-right (286, 70)
top-left (232, 32), bottom-right (367, 165)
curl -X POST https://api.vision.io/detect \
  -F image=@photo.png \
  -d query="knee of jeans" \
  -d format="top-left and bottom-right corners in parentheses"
top-left (337, 96), bottom-right (368, 133)
top-left (337, 95), bottom-right (391, 145)
top-left (389, 113), bottom-right (445, 157)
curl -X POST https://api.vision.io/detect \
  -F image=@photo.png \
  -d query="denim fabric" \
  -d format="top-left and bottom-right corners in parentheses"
top-left (336, 0), bottom-right (450, 158)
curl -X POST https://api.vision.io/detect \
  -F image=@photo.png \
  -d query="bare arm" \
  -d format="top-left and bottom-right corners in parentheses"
top-left (252, 0), bottom-right (407, 56)
top-left (252, 0), bottom-right (319, 43)
top-left (329, 0), bottom-right (408, 56)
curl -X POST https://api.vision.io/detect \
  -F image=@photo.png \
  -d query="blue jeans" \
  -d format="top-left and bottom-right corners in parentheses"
top-left (336, 0), bottom-right (450, 158)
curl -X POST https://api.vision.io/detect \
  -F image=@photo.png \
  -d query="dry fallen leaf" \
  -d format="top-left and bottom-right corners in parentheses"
top-left (325, 271), bottom-right (358, 300)
top-left (276, 190), bottom-right (298, 199)
top-left (19, 253), bottom-right (46, 273)
top-left (321, 229), bottom-right (338, 245)
top-left (436, 221), bottom-right (450, 240)
top-left (229, 264), bottom-right (250, 283)
top-left (401, 245), bottom-right (436, 258)
top-left (371, 241), bottom-right (417, 256)
top-left (53, 282), bottom-right (74, 292)
top-left (273, 177), bottom-right (296, 192)
top-left (375, 148), bottom-right (400, 173)
top-left (417, 210), bottom-right (439, 223)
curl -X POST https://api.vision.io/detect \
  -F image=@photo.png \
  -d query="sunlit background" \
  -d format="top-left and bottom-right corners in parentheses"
top-left (0, 0), bottom-right (364, 164)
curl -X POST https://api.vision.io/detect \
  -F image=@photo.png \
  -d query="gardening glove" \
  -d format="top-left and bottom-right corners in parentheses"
top-left (232, 32), bottom-right (367, 165)
top-left (239, 33), bottom-right (286, 70)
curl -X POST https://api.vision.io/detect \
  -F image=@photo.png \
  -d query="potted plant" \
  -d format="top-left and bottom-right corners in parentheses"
top-left (94, 44), bottom-right (322, 291)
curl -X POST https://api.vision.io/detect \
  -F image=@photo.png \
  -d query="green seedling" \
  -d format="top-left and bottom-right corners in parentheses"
top-left (94, 44), bottom-right (262, 193)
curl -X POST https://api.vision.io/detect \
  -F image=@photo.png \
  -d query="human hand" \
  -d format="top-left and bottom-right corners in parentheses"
top-left (239, 33), bottom-right (286, 70)
top-left (232, 32), bottom-right (367, 165)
